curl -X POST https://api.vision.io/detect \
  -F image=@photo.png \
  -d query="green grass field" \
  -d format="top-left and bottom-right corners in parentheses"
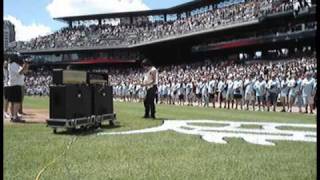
top-left (4, 97), bottom-right (317, 180)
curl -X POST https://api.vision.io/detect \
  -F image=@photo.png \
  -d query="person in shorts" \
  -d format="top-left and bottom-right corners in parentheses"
top-left (7, 55), bottom-right (29, 122)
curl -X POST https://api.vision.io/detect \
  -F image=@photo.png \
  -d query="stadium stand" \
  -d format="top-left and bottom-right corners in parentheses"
top-left (11, 0), bottom-right (301, 51)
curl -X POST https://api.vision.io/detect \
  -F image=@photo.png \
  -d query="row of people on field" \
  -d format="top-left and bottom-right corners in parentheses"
top-left (112, 71), bottom-right (316, 113)
top-left (110, 55), bottom-right (316, 113)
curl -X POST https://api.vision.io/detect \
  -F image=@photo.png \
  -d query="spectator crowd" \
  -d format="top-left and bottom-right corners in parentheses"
top-left (24, 70), bottom-right (52, 96)
top-left (15, 0), bottom-right (301, 51)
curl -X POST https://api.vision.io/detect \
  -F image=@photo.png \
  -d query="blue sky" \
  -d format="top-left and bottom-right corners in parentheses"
top-left (4, 0), bottom-right (190, 41)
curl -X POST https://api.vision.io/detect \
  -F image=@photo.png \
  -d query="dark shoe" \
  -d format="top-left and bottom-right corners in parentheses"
top-left (151, 116), bottom-right (156, 119)
top-left (11, 117), bottom-right (25, 123)
top-left (143, 115), bottom-right (150, 119)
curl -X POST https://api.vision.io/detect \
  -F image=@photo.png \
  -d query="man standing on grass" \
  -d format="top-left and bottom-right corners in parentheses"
top-left (7, 55), bottom-right (29, 122)
top-left (141, 59), bottom-right (158, 119)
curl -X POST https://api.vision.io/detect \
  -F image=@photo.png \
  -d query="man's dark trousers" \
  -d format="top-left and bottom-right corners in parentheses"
top-left (144, 85), bottom-right (157, 118)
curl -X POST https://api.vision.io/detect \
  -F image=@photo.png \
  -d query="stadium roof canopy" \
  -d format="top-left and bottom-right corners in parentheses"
top-left (54, 0), bottom-right (215, 23)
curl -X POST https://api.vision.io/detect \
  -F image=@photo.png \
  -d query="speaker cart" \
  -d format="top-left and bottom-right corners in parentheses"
top-left (47, 70), bottom-right (117, 133)
top-left (47, 113), bottom-right (117, 134)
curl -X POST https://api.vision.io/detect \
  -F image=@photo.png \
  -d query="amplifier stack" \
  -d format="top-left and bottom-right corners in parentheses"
top-left (47, 69), bottom-right (116, 133)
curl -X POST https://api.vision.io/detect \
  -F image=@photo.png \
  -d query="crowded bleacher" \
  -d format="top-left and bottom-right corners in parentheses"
top-left (13, 0), bottom-right (308, 51)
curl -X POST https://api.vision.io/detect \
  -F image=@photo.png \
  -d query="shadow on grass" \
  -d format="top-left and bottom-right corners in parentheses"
top-left (142, 117), bottom-right (167, 122)
top-left (50, 124), bottom-right (122, 136)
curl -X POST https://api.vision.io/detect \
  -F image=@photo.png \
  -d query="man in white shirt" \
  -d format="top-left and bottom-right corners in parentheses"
top-left (301, 72), bottom-right (315, 113)
top-left (7, 55), bottom-right (29, 122)
top-left (141, 59), bottom-right (158, 119)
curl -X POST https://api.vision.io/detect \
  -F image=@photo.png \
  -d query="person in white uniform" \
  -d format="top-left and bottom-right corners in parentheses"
top-left (254, 75), bottom-right (267, 111)
top-left (244, 74), bottom-right (256, 111)
top-left (301, 72), bottom-right (316, 113)
top-left (288, 73), bottom-right (299, 112)
top-left (279, 75), bottom-right (289, 112)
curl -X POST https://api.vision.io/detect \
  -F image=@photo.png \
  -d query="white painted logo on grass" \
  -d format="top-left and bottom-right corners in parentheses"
top-left (98, 120), bottom-right (316, 146)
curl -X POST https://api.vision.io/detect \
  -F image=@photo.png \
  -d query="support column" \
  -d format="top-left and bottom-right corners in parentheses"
top-left (130, 16), bottom-right (133, 24)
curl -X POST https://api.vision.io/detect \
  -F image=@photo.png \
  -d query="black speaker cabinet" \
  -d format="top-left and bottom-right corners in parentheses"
top-left (50, 85), bottom-right (92, 119)
top-left (91, 84), bottom-right (113, 115)
top-left (52, 69), bottom-right (87, 85)
top-left (52, 69), bottom-right (63, 85)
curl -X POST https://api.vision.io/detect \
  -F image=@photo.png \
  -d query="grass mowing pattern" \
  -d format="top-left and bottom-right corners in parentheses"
top-left (4, 97), bottom-right (316, 180)
top-left (240, 124), bottom-right (263, 129)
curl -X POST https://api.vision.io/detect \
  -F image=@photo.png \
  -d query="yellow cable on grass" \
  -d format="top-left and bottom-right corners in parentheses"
top-left (35, 136), bottom-right (77, 180)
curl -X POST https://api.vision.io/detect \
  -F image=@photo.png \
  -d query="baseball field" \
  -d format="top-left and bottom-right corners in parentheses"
top-left (4, 96), bottom-right (317, 180)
